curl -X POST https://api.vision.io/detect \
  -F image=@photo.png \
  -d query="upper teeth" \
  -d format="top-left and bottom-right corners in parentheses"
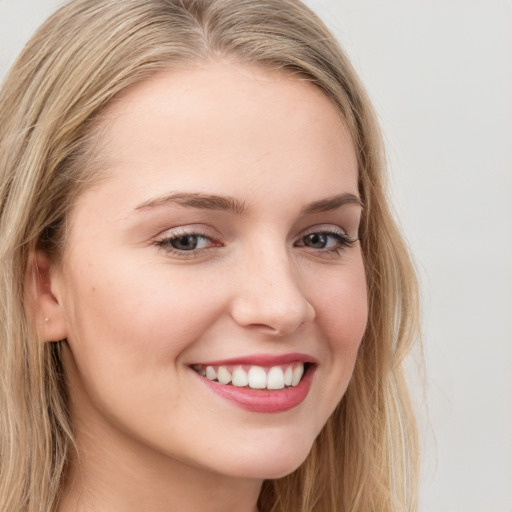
top-left (193, 363), bottom-right (305, 390)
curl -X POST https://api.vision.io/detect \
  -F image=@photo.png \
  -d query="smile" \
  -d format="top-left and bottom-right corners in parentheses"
top-left (191, 362), bottom-right (306, 390)
top-left (190, 355), bottom-right (316, 413)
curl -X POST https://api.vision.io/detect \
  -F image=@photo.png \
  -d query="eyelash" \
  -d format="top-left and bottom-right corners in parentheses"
top-left (154, 227), bottom-right (358, 258)
top-left (154, 227), bottom-right (217, 258)
top-left (295, 229), bottom-right (358, 256)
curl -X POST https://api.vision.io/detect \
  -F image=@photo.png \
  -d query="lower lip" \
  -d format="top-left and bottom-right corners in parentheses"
top-left (195, 366), bottom-right (315, 413)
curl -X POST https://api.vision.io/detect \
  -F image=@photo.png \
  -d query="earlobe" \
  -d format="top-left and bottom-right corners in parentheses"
top-left (25, 250), bottom-right (68, 342)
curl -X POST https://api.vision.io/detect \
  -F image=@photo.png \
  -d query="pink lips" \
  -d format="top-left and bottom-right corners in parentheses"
top-left (191, 353), bottom-right (316, 413)
top-left (197, 352), bottom-right (315, 367)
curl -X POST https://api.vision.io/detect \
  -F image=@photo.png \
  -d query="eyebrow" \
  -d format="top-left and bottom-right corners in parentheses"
top-left (300, 193), bottom-right (364, 214)
top-left (135, 191), bottom-right (363, 215)
top-left (135, 192), bottom-right (247, 214)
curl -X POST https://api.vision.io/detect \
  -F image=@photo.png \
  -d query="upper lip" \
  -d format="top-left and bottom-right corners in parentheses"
top-left (190, 353), bottom-right (318, 367)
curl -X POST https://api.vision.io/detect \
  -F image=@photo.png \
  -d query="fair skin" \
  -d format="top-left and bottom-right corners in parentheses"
top-left (33, 61), bottom-right (367, 512)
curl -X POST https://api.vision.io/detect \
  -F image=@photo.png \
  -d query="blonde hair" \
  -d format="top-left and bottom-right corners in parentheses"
top-left (0, 0), bottom-right (421, 510)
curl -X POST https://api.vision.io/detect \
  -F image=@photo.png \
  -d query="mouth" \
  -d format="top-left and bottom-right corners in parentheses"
top-left (190, 355), bottom-right (316, 413)
top-left (191, 362), bottom-right (310, 390)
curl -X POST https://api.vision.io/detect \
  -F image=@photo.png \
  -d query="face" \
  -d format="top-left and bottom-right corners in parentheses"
top-left (50, 61), bottom-right (367, 481)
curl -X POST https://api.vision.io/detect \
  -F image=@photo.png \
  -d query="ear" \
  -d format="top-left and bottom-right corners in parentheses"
top-left (25, 250), bottom-right (68, 342)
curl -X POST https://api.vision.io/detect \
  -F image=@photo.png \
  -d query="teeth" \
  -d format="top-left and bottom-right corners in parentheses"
top-left (194, 362), bottom-right (307, 390)
top-left (248, 366), bottom-right (267, 389)
top-left (267, 367), bottom-right (285, 389)
top-left (291, 364), bottom-right (304, 386)
top-left (206, 366), bottom-right (217, 380)
top-left (217, 366), bottom-right (232, 385)
top-left (284, 366), bottom-right (293, 386)
top-left (232, 366), bottom-right (249, 387)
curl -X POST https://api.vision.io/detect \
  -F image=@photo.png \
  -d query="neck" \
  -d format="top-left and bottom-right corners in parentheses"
top-left (58, 420), bottom-right (262, 512)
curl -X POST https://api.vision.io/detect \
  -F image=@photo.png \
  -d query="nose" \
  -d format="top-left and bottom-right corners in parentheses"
top-left (229, 244), bottom-right (316, 337)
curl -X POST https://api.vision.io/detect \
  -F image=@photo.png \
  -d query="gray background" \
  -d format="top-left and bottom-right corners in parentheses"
top-left (1, 1), bottom-right (511, 510)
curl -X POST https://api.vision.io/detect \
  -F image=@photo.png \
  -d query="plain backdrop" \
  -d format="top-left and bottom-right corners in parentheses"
top-left (1, 1), bottom-right (511, 511)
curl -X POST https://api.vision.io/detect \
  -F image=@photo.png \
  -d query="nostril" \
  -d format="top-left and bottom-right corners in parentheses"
top-left (229, 269), bottom-right (315, 335)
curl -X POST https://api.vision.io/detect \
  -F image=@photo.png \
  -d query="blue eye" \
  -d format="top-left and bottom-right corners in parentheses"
top-left (155, 230), bottom-right (215, 255)
top-left (168, 234), bottom-right (206, 251)
top-left (154, 226), bottom-right (356, 258)
top-left (302, 233), bottom-right (332, 249)
top-left (295, 229), bottom-right (357, 254)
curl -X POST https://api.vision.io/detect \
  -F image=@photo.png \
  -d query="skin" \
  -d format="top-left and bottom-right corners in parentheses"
top-left (34, 60), bottom-right (368, 512)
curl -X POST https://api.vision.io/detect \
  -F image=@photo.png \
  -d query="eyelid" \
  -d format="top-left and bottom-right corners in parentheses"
top-left (293, 224), bottom-right (359, 257)
top-left (298, 223), bottom-right (355, 240)
top-left (154, 224), bottom-right (218, 242)
top-left (153, 224), bottom-right (222, 256)
top-left (152, 223), bottom-right (358, 259)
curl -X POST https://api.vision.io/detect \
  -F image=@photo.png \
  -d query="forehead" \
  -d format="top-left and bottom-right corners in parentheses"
top-left (100, 61), bottom-right (355, 158)
top-left (74, 60), bottom-right (359, 220)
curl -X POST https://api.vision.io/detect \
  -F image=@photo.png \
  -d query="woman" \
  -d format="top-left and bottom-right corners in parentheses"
top-left (0, 0), bottom-right (421, 511)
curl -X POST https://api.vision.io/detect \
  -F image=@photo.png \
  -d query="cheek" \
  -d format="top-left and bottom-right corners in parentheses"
top-left (59, 261), bottom-right (230, 429)
top-left (63, 259), bottom-right (224, 357)
top-left (295, 259), bottom-right (367, 436)
top-left (311, 261), bottom-right (368, 353)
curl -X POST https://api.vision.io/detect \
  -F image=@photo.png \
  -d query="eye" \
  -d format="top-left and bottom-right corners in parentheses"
top-left (167, 234), bottom-right (210, 251)
top-left (301, 233), bottom-right (333, 249)
top-left (295, 228), bottom-right (357, 255)
top-left (154, 227), bottom-right (219, 256)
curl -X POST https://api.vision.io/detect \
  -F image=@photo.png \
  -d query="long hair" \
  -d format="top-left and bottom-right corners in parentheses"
top-left (0, 1), bottom-right (421, 510)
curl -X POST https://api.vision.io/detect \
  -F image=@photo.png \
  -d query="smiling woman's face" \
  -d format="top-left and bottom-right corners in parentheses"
top-left (49, 61), bottom-right (367, 483)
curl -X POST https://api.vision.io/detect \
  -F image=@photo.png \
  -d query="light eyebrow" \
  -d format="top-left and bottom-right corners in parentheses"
top-left (135, 192), bottom-right (247, 214)
top-left (301, 193), bottom-right (364, 215)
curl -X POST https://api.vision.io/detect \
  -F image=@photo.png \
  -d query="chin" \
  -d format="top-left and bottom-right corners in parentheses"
top-left (212, 434), bottom-right (315, 480)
